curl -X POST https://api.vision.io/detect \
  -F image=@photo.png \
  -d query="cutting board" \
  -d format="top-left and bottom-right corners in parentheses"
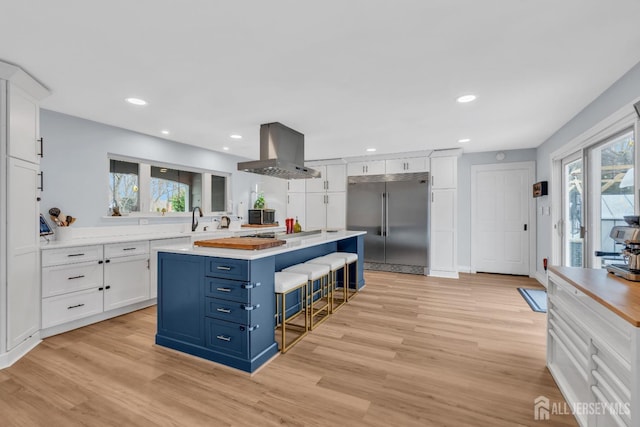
top-left (241, 223), bottom-right (279, 228)
top-left (193, 237), bottom-right (286, 250)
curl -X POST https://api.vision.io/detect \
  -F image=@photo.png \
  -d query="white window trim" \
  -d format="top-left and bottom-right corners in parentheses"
top-left (550, 99), bottom-right (640, 266)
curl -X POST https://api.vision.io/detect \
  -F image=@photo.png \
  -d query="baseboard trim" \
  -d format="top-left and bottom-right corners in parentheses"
top-left (458, 265), bottom-right (472, 274)
top-left (0, 332), bottom-right (42, 370)
top-left (428, 270), bottom-right (459, 279)
top-left (535, 271), bottom-right (548, 288)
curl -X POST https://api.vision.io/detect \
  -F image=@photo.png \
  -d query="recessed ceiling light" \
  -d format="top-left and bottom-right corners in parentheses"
top-left (458, 138), bottom-right (471, 143)
top-left (366, 148), bottom-right (377, 152)
top-left (161, 130), bottom-right (170, 135)
top-left (456, 94), bottom-right (477, 103)
top-left (230, 134), bottom-right (242, 140)
top-left (223, 146), bottom-right (229, 151)
top-left (160, 168), bottom-right (167, 173)
top-left (125, 97), bottom-right (148, 106)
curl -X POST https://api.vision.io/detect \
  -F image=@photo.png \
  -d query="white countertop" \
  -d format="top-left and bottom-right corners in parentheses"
top-left (154, 230), bottom-right (365, 260)
top-left (40, 226), bottom-right (285, 250)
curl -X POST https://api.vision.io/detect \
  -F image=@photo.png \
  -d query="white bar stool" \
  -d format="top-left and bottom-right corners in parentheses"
top-left (327, 252), bottom-right (359, 301)
top-left (274, 272), bottom-right (309, 353)
top-left (283, 263), bottom-right (331, 330)
top-left (305, 255), bottom-right (346, 312)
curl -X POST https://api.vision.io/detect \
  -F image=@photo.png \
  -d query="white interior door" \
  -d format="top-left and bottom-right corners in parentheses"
top-left (471, 163), bottom-right (532, 275)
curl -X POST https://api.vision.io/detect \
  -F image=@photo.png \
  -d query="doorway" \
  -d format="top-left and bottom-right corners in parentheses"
top-left (471, 162), bottom-right (535, 275)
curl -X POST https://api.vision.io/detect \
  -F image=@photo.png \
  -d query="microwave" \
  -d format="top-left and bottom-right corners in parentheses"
top-left (248, 209), bottom-right (276, 225)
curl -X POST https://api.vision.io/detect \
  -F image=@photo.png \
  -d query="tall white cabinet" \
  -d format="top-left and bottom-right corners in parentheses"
top-left (0, 61), bottom-right (50, 367)
top-left (304, 163), bottom-right (347, 230)
top-left (429, 151), bottom-right (460, 278)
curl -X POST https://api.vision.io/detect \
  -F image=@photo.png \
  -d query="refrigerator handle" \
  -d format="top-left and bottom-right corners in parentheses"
top-left (385, 192), bottom-right (389, 236)
top-left (381, 193), bottom-right (385, 236)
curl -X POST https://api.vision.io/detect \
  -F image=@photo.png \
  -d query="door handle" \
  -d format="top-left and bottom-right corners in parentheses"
top-left (38, 171), bottom-right (44, 191)
top-left (38, 137), bottom-right (44, 158)
top-left (381, 193), bottom-right (385, 236)
top-left (385, 192), bottom-right (389, 236)
top-left (524, 224), bottom-right (527, 231)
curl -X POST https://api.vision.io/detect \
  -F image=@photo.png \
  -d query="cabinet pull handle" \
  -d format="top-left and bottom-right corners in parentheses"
top-left (98, 260), bottom-right (104, 264)
top-left (122, 247), bottom-right (137, 251)
top-left (243, 304), bottom-right (260, 311)
top-left (68, 253), bottom-right (85, 257)
top-left (216, 335), bottom-right (231, 342)
top-left (38, 137), bottom-right (44, 157)
top-left (216, 266), bottom-right (232, 271)
top-left (98, 287), bottom-right (104, 291)
top-left (287, 195), bottom-right (290, 204)
top-left (68, 275), bottom-right (85, 280)
top-left (105, 285), bottom-right (111, 289)
top-left (241, 282), bottom-right (260, 289)
top-left (38, 171), bottom-right (44, 191)
top-left (216, 287), bottom-right (232, 292)
top-left (105, 259), bottom-right (111, 263)
top-left (326, 180), bottom-right (329, 190)
top-left (216, 308), bottom-right (232, 313)
top-left (67, 303), bottom-right (85, 310)
top-left (247, 324), bottom-right (260, 332)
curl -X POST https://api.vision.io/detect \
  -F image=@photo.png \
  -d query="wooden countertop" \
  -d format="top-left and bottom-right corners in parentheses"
top-left (549, 265), bottom-right (640, 326)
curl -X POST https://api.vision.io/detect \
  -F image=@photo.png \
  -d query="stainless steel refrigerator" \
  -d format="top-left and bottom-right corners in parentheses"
top-left (347, 173), bottom-right (429, 274)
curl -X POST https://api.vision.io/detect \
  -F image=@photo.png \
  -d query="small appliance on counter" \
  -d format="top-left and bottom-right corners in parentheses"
top-left (603, 215), bottom-right (640, 281)
top-left (248, 209), bottom-right (276, 225)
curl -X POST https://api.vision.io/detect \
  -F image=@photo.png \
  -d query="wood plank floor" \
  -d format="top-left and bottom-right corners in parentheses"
top-left (1, 271), bottom-right (577, 426)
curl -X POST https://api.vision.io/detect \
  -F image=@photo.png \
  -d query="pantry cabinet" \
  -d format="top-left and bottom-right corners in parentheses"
top-left (0, 61), bottom-right (49, 363)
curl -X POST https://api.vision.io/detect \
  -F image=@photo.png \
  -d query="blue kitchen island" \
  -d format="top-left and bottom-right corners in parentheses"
top-left (154, 230), bottom-right (365, 373)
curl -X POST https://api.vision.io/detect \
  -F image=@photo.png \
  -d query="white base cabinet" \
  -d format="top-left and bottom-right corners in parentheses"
top-left (548, 270), bottom-right (637, 427)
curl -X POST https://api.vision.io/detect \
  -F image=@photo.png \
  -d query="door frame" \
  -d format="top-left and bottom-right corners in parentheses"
top-left (470, 161), bottom-right (536, 277)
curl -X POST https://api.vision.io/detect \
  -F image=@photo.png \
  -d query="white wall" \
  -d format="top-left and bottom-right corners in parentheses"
top-left (536, 60), bottom-right (640, 277)
top-left (39, 110), bottom-right (284, 227)
top-left (457, 149), bottom-right (537, 270)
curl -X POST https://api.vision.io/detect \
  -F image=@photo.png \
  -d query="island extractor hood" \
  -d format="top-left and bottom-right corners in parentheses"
top-left (237, 122), bottom-right (321, 179)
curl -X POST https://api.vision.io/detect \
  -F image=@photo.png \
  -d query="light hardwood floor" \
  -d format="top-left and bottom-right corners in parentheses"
top-left (1, 271), bottom-right (577, 426)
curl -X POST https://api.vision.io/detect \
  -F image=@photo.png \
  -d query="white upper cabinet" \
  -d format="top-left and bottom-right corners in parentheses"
top-left (430, 156), bottom-right (457, 189)
top-left (347, 160), bottom-right (386, 176)
top-left (287, 179), bottom-right (305, 193)
top-left (8, 84), bottom-right (41, 164)
top-left (385, 157), bottom-right (429, 174)
top-left (306, 164), bottom-right (347, 193)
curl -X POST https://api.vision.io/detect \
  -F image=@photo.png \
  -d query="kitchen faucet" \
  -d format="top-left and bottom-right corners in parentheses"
top-left (192, 206), bottom-right (203, 232)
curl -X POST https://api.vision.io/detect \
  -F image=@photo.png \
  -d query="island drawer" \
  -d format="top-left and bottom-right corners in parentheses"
top-left (205, 258), bottom-right (249, 281)
top-left (205, 318), bottom-right (249, 358)
top-left (204, 278), bottom-right (251, 303)
top-left (205, 297), bottom-right (259, 324)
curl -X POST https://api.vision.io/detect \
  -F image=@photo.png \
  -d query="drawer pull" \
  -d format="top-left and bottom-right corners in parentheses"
top-left (68, 253), bottom-right (85, 257)
top-left (216, 287), bottom-right (232, 292)
top-left (216, 266), bottom-right (232, 271)
top-left (216, 335), bottom-right (231, 342)
top-left (243, 304), bottom-right (260, 311)
top-left (592, 354), bottom-right (631, 400)
top-left (242, 282), bottom-right (261, 289)
top-left (122, 247), bottom-right (137, 251)
top-left (216, 308), bottom-right (232, 314)
top-left (67, 303), bottom-right (85, 310)
top-left (248, 324), bottom-right (260, 332)
top-left (68, 275), bottom-right (85, 280)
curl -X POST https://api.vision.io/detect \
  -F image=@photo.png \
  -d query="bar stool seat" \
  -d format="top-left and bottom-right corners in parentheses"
top-left (306, 255), bottom-right (346, 312)
top-left (283, 263), bottom-right (331, 329)
top-left (324, 252), bottom-right (359, 301)
top-left (274, 272), bottom-right (308, 353)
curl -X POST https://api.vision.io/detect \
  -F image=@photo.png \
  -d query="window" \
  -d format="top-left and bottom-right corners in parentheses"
top-left (108, 156), bottom-right (228, 216)
top-left (211, 175), bottom-right (226, 212)
top-left (150, 167), bottom-right (202, 213)
top-left (109, 159), bottom-right (139, 213)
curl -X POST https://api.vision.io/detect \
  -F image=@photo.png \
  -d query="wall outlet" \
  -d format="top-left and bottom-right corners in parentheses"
top-left (139, 218), bottom-right (149, 225)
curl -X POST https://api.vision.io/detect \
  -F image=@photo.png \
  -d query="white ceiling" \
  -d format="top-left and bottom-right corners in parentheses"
top-left (2, 1), bottom-right (640, 160)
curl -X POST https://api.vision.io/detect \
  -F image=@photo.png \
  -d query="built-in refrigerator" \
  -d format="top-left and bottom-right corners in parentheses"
top-left (347, 173), bottom-right (429, 274)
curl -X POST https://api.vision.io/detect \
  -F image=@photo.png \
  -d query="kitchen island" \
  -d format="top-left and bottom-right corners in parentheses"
top-left (155, 230), bottom-right (365, 373)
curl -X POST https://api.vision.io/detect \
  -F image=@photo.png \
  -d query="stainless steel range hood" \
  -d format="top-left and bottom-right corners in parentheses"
top-left (237, 122), bottom-right (321, 179)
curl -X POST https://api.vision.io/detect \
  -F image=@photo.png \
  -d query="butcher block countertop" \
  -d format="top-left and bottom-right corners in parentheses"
top-left (193, 237), bottom-right (286, 250)
top-left (549, 265), bottom-right (640, 326)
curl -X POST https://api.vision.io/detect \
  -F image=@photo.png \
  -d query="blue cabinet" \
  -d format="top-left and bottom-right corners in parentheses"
top-left (156, 252), bottom-right (278, 373)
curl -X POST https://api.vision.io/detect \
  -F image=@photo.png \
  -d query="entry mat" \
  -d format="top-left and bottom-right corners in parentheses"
top-left (517, 288), bottom-right (547, 313)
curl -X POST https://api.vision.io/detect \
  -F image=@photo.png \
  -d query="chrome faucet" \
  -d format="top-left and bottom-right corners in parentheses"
top-left (192, 206), bottom-right (203, 232)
